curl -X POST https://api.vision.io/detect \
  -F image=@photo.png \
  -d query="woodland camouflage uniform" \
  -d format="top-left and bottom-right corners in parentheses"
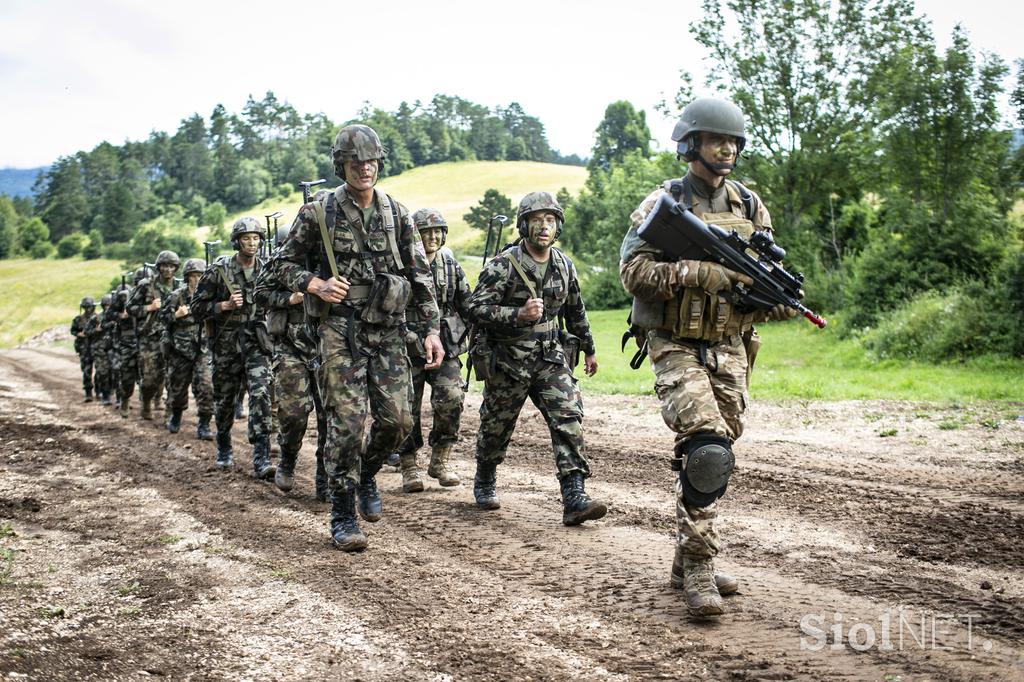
top-left (128, 251), bottom-right (180, 419)
top-left (70, 298), bottom-right (100, 401)
top-left (92, 295), bottom-right (115, 405)
top-left (106, 285), bottom-right (139, 416)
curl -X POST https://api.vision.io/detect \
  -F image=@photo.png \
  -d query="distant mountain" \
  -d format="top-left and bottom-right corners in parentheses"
top-left (0, 166), bottom-right (48, 198)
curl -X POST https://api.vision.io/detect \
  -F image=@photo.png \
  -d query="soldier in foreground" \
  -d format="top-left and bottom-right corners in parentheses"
top-left (129, 251), bottom-right (180, 420)
top-left (271, 124), bottom-right (442, 551)
top-left (192, 218), bottom-right (276, 479)
top-left (70, 297), bottom-right (100, 402)
top-left (393, 208), bottom-right (470, 492)
top-left (468, 192), bottom-right (606, 526)
top-left (619, 97), bottom-right (794, 618)
top-left (161, 258), bottom-right (214, 440)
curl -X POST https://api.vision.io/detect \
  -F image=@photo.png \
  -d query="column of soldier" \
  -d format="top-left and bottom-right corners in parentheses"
top-left (70, 100), bottom-right (800, 619)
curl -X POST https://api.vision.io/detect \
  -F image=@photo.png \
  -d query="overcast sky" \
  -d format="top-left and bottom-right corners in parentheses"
top-left (1, 0), bottom-right (1020, 169)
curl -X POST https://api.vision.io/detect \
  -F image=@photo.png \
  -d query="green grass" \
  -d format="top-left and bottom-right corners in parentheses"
top-left (579, 308), bottom-right (1024, 401)
top-left (0, 258), bottom-right (123, 347)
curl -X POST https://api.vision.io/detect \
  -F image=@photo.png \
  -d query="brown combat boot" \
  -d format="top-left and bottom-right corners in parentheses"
top-left (670, 546), bottom-right (738, 596)
top-left (679, 556), bottom-right (725, 618)
top-left (427, 444), bottom-right (460, 487)
top-left (400, 453), bottom-right (424, 493)
top-left (140, 396), bottom-right (153, 420)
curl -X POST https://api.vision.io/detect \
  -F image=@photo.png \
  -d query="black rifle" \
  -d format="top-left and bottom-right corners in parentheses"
top-left (464, 214), bottom-right (509, 387)
top-left (300, 179), bottom-right (327, 205)
top-left (637, 191), bottom-right (827, 328)
top-left (203, 240), bottom-right (221, 268)
top-left (263, 212), bottom-right (284, 259)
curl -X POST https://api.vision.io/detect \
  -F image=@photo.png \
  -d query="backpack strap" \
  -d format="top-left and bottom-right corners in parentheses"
top-left (216, 259), bottom-right (237, 296)
top-left (377, 192), bottom-right (405, 272)
top-left (726, 179), bottom-right (756, 221)
top-left (505, 246), bottom-right (538, 300)
top-left (311, 198), bottom-right (341, 280)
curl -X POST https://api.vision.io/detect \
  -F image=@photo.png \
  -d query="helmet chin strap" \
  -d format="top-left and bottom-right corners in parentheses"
top-left (697, 154), bottom-right (736, 176)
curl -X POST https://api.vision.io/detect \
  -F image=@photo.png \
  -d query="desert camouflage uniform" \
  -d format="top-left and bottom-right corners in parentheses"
top-left (160, 284), bottom-right (214, 421)
top-left (399, 246), bottom-right (472, 457)
top-left (620, 171), bottom-right (772, 561)
top-left (191, 254), bottom-right (273, 446)
top-left (70, 309), bottom-right (100, 397)
top-left (470, 244), bottom-right (596, 477)
top-left (128, 276), bottom-right (178, 411)
top-left (271, 185), bottom-right (440, 493)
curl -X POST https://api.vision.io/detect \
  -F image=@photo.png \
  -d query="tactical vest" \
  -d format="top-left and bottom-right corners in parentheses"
top-left (214, 256), bottom-right (261, 327)
top-left (137, 277), bottom-right (179, 337)
top-left (494, 244), bottom-right (572, 338)
top-left (632, 178), bottom-right (761, 342)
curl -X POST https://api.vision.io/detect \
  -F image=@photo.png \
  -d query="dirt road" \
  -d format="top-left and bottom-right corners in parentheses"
top-left (1, 346), bottom-right (1022, 681)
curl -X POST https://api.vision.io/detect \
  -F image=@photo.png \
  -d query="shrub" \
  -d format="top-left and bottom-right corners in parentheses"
top-left (82, 229), bottom-right (104, 260)
top-left (56, 232), bottom-right (88, 258)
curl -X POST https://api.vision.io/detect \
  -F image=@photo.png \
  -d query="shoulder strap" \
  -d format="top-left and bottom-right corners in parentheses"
top-left (378, 192), bottom-right (405, 272)
top-left (217, 260), bottom-right (237, 295)
top-left (312, 198), bottom-right (341, 279)
top-left (726, 179), bottom-right (756, 221)
top-left (506, 246), bottom-right (538, 299)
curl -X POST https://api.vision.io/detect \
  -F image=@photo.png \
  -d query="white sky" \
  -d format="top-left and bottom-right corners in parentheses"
top-left (1, 0), bottom-right (1020, 169)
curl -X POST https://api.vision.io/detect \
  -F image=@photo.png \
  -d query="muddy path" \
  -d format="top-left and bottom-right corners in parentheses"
top-left (0, 346), bottom-right (1022, 680)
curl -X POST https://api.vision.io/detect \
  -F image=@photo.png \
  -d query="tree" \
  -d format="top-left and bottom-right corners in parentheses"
top-left (0, 196), bottom-right (19, 258)
top-left (82, 229), bottom-right (104, 260)
top-left (19, 217), bottom-right (50, 256)
top-left (34, 156), bottom-right (90, 241)
top-left (463, 189), bottom-right (515, 230)
top-left (588, 101), bottom-right (651, 173)
top-left (57, 232), bottom-right (87, 258)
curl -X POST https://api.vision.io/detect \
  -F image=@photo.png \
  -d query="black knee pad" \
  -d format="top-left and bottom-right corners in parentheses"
top-left (675, 433), bottom-right (734, 507)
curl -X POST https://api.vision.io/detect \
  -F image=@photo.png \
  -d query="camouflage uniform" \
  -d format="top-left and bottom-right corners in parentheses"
top-left (92, 297), bottom-right (114, 405)
top-left (192, 249), bottom-right (274, 472)
top-left (160, 276), bottom-right (214, 437)
top-left (128, 273), bottom-right (179, 418)
top-left (105, 286), bottom-right (139, 415)
top-left (70, 302), bottom-right (100, 401)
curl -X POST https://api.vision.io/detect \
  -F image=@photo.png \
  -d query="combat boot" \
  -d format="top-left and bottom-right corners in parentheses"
top-left (234, 400), bottom-right (245, 420)
top-left (427, 444), bottom-right (461, 487)
top-left (399, 453), bottom-right (424, 493)
top-left (314, 454), bottom-right (329, 502)
top-left (154, 386), bottom-right (164, 411)
top-left (84, 388), bottom-right (93, 403)
top-left (215, 432), bottom-right (234, 469)
top-left (386, 452), bottom-right (401, 469)
top-left (252, 439), bottom-right (276, 480)
top-left (101, 392), bottom-right (112, 406)
top-left (118, 396), bottom-right (130, 419)
top-left (140, 396), bottom-right (153, 420)
top-left (559, 471), bottom-right (608, 526)
top-left (679, 556), bottom-right (725, 618)
top-left (330, 487), bottom-right (368, 552)
top-left (196, 414), bottom-right (214, 441)
top-left (473, 460), bottom-right (501, 510)
top-left (356, 471), bottom-right (383, 522)
top-left (670, 547), bottom-right (738, 596)
top-left (166, 409), bottom-right (182, 434)
top-left (274, 447), bottom-right (297, 492)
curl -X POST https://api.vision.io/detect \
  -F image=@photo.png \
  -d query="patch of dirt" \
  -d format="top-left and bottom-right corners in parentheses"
top-left (0, 346), bottom-right (1022, 680)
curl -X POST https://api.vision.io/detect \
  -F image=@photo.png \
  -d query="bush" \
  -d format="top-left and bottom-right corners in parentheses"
top-left (102, 241), bottom-right (132, 261)
top-left (581, 266), bottom-right (632, 310)
top-left (82, 229), bottom-right (104, 259)
top-left (56, 232), bottom-right (88, 258)
top-left (29, 240), bottom-right (55, 259)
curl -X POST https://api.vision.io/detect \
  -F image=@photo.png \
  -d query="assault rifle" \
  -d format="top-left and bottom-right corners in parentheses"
top-left (300, 179), bottom-right (327, 205)
top-left (203, 240), bottom-right (221, 268)
top-left (637, 190), bottom-right (827, 329)
top-left (464, 214), bottom-right (510, 387)
top-left (263, 211), bottom-right (284, 259)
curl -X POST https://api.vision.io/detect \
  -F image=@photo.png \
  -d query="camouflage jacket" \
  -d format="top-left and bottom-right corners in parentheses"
top-left (104, 287), bottom-right (137, 350)
top-left (128, 277), bottom-right (180, 339)
top-left (253, 265), bottom-right (316, 361)
top-left (70, 312), bottom-right (100, 354)
top-left (620, 172), bottom-right (773, 341)
top-left (270, 185), bottom-right (440, 337)
top-left (469, 243), bottom-right (595, 369)
top-left (92, 307), bottom-right (116, 352)
top-left (160, 284), bottom-right (206, 360)
top-left (406, 246), bottom-right (472, 356)
top-left (191, 254), bottom-right (266, 332)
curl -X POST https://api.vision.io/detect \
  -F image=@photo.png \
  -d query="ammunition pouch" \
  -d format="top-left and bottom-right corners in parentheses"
top-left (361, 273), bottom-right (411, 326)
top-left (560, 330), bottom-right (581, 371)
top-left (266, 309), bottom-right (288, 337)
top-left (440, 314), bottom-right (469, 357)
top-left (742, 328), bottom-right (761, 386)
top-left (251, 321), bottom-right (274, 356)
top-left (405, 328), bottom-right (426, 360)
top-left (469, 336), bottom-right (496, 382)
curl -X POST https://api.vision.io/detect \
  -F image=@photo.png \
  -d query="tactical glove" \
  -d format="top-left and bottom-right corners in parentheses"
top-left (677, 260), bottom-right (753, 294)
top-left (754, 303), bottom-right (798, 322)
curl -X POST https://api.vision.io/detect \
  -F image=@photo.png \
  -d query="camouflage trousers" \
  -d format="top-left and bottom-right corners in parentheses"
top-left (273, 332), bottom-right (326, 461)
top-left (165, 348), bottom-right (213, 417)
top-left (111, 341), bottom-right (138, 403)
top-left (399, 355), bottom-right (465, 455)
top-left (317, 318), bottom-right (412, 491)
top-left (211, 328), bottom-right (272, 444)
top-left (476, 351), bottom-right (589, 478)
top-left (93, 345), bottom-right (112, 398)
top-left (648, 332), bottom-right (749, 560)
top-left (77, 349), bottom-right (94, 394)
top-left (138, 335), bottom-right (166, 404)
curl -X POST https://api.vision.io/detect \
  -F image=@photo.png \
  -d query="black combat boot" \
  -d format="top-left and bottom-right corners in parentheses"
top-left (330, 487), bottom-right (368, 552)
top-left (473, 460), bottom-right (501, 510)
top-left (274, 447), bottom-right (297, 492)
top-left (140, 395), bottom-right (153, 420)
top-left (252, 439), bottom-right (276, 480)
top-left (196, 413), bottom-right (213, 441)
top-left (84, 388), bottom-right (93, 403)
top-left (314, 453), bottom-right (329, 503)
top-left (356, 470), bottom-right (383, 522)
top-left (215, 431), bottom-right (233, 469)
top-left (166, 409), bottom-right (183, 434)
top-left (559, 471), bottom-right (608, 526)
top-left (101, 392), bottom-right (112, 406)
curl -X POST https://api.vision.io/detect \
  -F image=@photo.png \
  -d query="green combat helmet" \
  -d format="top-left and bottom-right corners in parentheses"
top-left (331, 124), bottom-right (386, 180)
top-left (80, 296), bottom-right (95, 309)
top-left (671, 97), bottom-right (747, 169)
top-left (155, 250), bottom-right (181, 268)
top-left (181, 258), bottom-right (206, 276)
top-left (412, 208), bottom-right (448, 246)
top-left (100, 294), bottom-right (112, 308)
top-left (515, 191), bottom-right (564, 240)
top-left (230, 216), bottom-right (263, 249)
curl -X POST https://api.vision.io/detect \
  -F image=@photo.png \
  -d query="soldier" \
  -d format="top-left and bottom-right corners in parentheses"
top-left (468, 192), bottom-right (606, 526)
top-left (107, 280), bottom-right (139, 417)
top-left (394, 208), bottom-right (470, 492)
top-left (255, 222), bottom-right (329, 502)
top-left (161, 258), bottom-right (215, 440)
top-left (92, 294), bottom-right (115, 406)
top-left (271, 123), bottom-right (443, 551)
top-left (619, 97), bottom-right (794, 618)
top-left (192, 218), bottom-right (276, 479)
top-left (128, 251), bottom-right (180, 420)
top-left (70, 297), bottom-right (100, 402)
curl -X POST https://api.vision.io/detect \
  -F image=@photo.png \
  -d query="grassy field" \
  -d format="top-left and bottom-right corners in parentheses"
top-left (582, 308), bottom-right (1024, 402)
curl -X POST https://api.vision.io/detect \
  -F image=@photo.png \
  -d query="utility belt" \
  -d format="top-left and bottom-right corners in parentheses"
top-left (489, 318), bottom-right (559, 344)
top-left (650, 329), bottom-right (742, 369)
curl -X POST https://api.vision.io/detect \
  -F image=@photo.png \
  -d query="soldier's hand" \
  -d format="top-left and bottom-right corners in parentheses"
top-left (288, 291), bottom-right (304, 306)
top-left (174, 304), bottom-right (189, 319)
top-left (423, 333), bottom-right (445, 370)
top-left (308, 276), bottom-right (350, 304)
top-left (517, 297), bottom-right (544, 323)
top-left (230, 291), bottom-right (244, 309)
top-left (583, 353), bottom-right (598, 377)
top-left (765, 303), bottom-right (798, 321)
top-left (678, 260), bottom-right (753, 294)
top-left (119, 311), bottom-right (129, 320)
top-left (147, 298), bottom-right (162, 312)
